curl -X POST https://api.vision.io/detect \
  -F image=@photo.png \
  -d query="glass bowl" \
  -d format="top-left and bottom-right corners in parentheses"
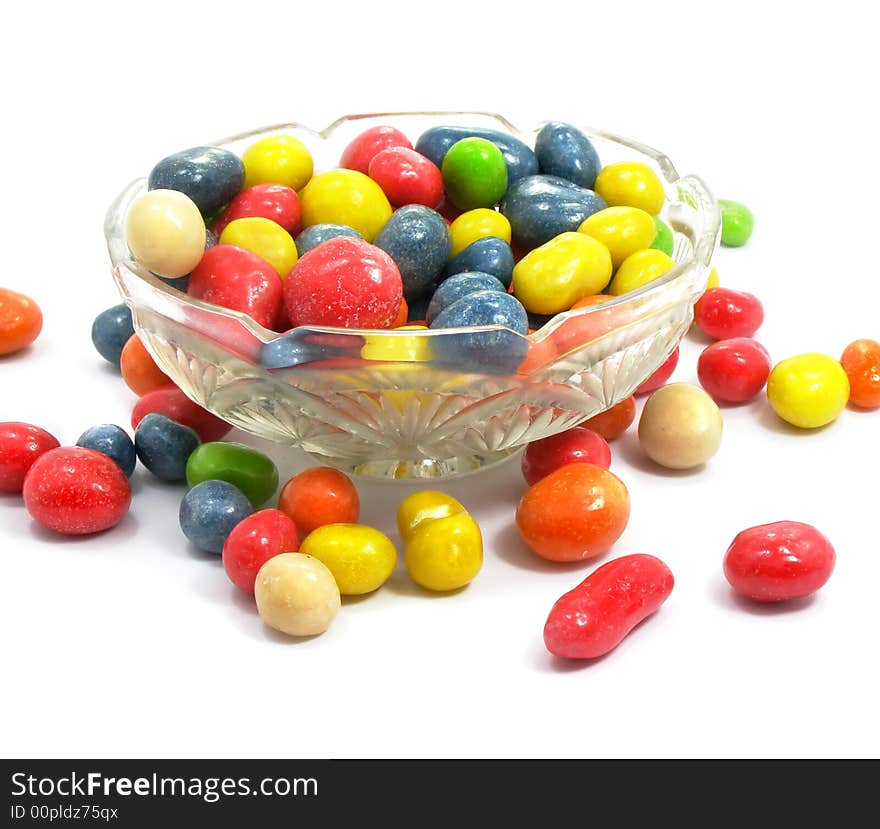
top-left (105, 112), bottom-right (719, 479)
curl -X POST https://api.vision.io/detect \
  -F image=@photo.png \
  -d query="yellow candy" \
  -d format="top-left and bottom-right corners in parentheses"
top-left (578, 206), bottom-right (657, 268)
top-left (449, 208), bottom-right (511, 256)
top-left (299, 169), bottom-right (392, 243)
top-left (608, 249), bottom-right (675, 296)
top-left (397, 491), bottom-right (482, 592)
top-left (766, 353), bottom-right (850, 429)
top-left (126, 189), bottom-right (206, 279)
top-left (361, 325), bottom-right (432, 362)
top-left (594, 162), bottom-right (666, 215)
top-left (242, 134), bottom-right (313, 191)
top-left (706, 267), bottom-right (720, 290)
top-left (299, 524), bottom-right (397, 595)
top-left (512, 232), bottom-right (612, 315)
top-left (219, 216), bottom-right (298, 278)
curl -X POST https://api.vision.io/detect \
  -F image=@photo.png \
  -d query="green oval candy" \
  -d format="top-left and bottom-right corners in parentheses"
top-left (719, 199), bottom-right (754, 247)
top-left (650, 216), bottom-right (674, 256)
top-left (441, 137), bottom-right (508, 211)
top-left (185, 442), bottom-right (279, 507)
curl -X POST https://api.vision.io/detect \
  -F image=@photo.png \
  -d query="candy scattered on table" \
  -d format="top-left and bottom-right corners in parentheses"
top-left (635, 347), bottom-right (679, 395)
top-left (544, 554), bottom-right (674, 659)
top-left (638, 383), bottom-right (723, 469)
top-left (222, 509), bottom-right (300, 594)
top-left (766, 352), bottom-right (850, 428)
top-left (694, 287), bottom-right (764, 340)
top-left (697, 338), bottom-right (772, 403)
top-left (0, 422), bottom-right (60, 493)
top-left (0, 288), bottom-right (43, 356)
top-left (119, 334), bottom-right (171, 395)
top-left (723, 521), bottom-right (835, 602)
top-left (23, 447), bottom-right (131, 535)
top-left (186, 442), bottom-right (279, 508)
top-left (76, 424), bottom-right (137, 478)
top-left (520, 427), bottom-right (611, 486)
top-left (277, 467), bottom-right (360, 539)
top-left (135, 413), bottom-right (201, 483)
top-left (179, 479), bottom-right (253, 553)
top-left (91, 304), bottom-right (134, 367)
top-left (299, 523), bottom-right (397, 595)
top-left (718, 199), bottom-right (754, 247)
top-left (840, 338), bottom-right (880, 409)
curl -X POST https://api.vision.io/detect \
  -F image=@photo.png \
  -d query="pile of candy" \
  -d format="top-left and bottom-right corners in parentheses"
top-left (2, 118), bottom-right (880, 661)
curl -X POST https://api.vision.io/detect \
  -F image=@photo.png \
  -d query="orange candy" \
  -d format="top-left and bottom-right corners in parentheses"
top-left (581, 396), bottom-right (636, 440)
top-left (120, 334), bottom-right (171, 395)
top-left (516, 463), bottom-right (630, 562)
top-left (841, 339), bottom-right (880, 409)
top-left (277, 466), bottom-right (360, 538)
top-left (0, 288), bottom-right (43, 355)
top-left (392, 297), bottom-right (409, 328)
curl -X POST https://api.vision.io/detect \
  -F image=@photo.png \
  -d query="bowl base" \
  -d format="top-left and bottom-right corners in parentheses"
top-left (312, 448), bottom-right (519, 480)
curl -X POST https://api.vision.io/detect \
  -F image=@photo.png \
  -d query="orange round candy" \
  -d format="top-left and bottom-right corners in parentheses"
top-left (841, 339), bottom-right (880, 409)
top-left (120, 334), bottom-right (171, 395)
top-left (392, 297), bottom-right (409, 328)
top-left (0, 288), bottom-right (43, 355)
top-left (516, 463), bottom-right (630, 562)
top-left (277, 467), bottom-right (360, 538)
top-left (581, 396), bottom-right (636, 440)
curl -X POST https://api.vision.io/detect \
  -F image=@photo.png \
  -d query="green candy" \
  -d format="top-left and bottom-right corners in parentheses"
top-left (719, 199), bottom-right (754, 247)
top-left (650, 216), bottom-right (674, 256)
top-left (185, 442), bottom-right (279, 507)
top-left (441, 137), bottom-right (508, 211)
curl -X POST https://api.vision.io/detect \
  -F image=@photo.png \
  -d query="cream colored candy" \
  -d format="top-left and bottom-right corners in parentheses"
top-left (638, 382), bottom-right (723, 469)
top-left (125, 189), bottom-right (206, 278)
top-left (254, 553), bottom-right (341, 637)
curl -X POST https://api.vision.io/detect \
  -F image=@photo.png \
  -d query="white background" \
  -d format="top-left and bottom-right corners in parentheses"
top-left (1, 1), bottom-right (878, 759)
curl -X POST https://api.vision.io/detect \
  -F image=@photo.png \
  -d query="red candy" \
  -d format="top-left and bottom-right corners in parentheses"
top-left (222, 508), bottom-right (300, 594)
top-left (367, 147), bottom-right (444, 208)
top-left (340, 125), bottom-right (413, 175)
top-left (723, 521), bottom-right (835, 602)
top-left (212, 184), bottom-right (301, 237)
top-left (188, 244), bottom-right (283, 330)
top-left (697, 337), bottom-right (772, 402)
top-left (695, 287), bottom-right (764, 340)
top-left (544, 554), bottom-right (674, 659)
top-left (131, 384), bottom-right (232, 442)
top-left (521, 426), bottom-right (611, 486)
top-left (635, 347), bottom-right (679, 395)
top-left (283, 236), bottom-right (403, 329)
top-left (0, 422), bottom-right (60, 493)
top-left (23, 447), bottom-right (131, 535)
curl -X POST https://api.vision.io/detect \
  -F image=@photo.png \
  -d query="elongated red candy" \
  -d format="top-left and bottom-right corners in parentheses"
top-left (0, 422), bottom-right (60, 493)
top-left (212, 183), bottom-right (301, 237)
top-left (131, 384), bottom-right (232, 442)
top-left (340, 126), bottom-right (412, 174)
top-left (543, 554), bottom-right (674, 659)
top-left (222, 508), bottom-right (300, 594)
top-left (368, 147), bottom-right (444, 208)
top-left (23, 447), bottom-right (131, 535)
top-left (188, 244), bottom-right (283, 330)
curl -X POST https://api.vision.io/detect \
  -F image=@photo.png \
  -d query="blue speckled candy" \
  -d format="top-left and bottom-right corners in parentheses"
top-left (295, 223), bottom-right (363, 257)
top-left (535, 122), bottom-right (601, 189)
top-left (135, 413), bottom-right (201, 483)
top-left (76, 424), bottom-right (137, 478)
top-left (91, 304), bottom-right (134, 368)
top-left (415, 126), bottom-right (538, 185)
top-left (429, 289), bottom-right (529, 374)
top-left (441, 236), bottom-right (515, 288)
top-left (179, 479), bottom-right (253, 554)
top-left (259, 334), bottom-right (311, 369)
top-left (157, 229), bottom-right (217, 292)
top-left (375, 205), bottom-right (451, 302)
top-left (426, 272), bottom-right (506, 324)
top-left (500, 175), bottom-right (607, 249)
top-left (148, 147), bottom-right (244, 216)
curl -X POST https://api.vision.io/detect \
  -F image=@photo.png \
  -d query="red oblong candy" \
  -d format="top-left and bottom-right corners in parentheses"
top-left (636, 347), bottom-right (679, 395)
top-left (340, 125), bottom-right (412, 175)
top-left (0, 422), bottom-right (61, 493)
top-left (23, 447), bottom-right (131, 535)
top-left (367, 147), bottom-right (444, 208)
top-left (723, 521), bottom-right (835, 602)
top-left (131, 384), bottom-right (232, 442)
top-left (212, 184), bottom-right (301, 237)
top-left (695, 288), bottom-right (764, 340)
top-left (283, 236), bottom-right (403, 329)
top-left (697, 337), bottom-right (771, 402)
top-left (188, 244), bottom-right (283, 330)
top-left (521, 426), bottom-right (611, 486)
top-left (222, 508), bottom-right (300, 594)
top-left (544, 554), bottom-right (674, 659)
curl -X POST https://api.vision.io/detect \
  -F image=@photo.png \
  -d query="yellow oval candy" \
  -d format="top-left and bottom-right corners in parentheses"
top-left (299, 523), bottom-right (397, 595)
top-left (397, 490), bottom-right (466, 543)
top-left (404, 511), bottom-right (483, 592)
top-left (449, 208), bottom-right (511, 256)
top-left (242, 134), bottom-right (314, 191)
top-left (219, 216), bottom-right (298, 278)
top-left (595, 162), bottom-right (665, 215)
top-left (608, 249), bottom-right (675, 296)
top-left (578, 206), bottom-right (657, 269)
top-left (299, 169), bottom-right (393, 242)
top-left (766, 353), bottom-right (850, 429)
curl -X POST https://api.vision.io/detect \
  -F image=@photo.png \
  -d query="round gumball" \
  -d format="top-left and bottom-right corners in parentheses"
top-left (277, 467), bottom-right (360, 539)
top-left (442, 137), bottom-right (508, 211)
top-left (695, 288), bottom-right (764, 340)
top-left (23, 447), bottom-right (131, 535)
top-left (179, 480), bottom-right (253, 554)
top-left (521, 427), bottom-right (611, 485)
top-left (766, 353), bottom-right (850, 428)
top-left (697, 338), bottom-right (772, 403)
top-left (222, 508), bottom-right (300, 594)
top-left (241, 134), bottom-right (313, 191)
top-left (299, 169), bottom-right (392, 242)
top-left (283, 237), bottom-right (402, 329)
top-left (76, 424), bottom-right (136, 478)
